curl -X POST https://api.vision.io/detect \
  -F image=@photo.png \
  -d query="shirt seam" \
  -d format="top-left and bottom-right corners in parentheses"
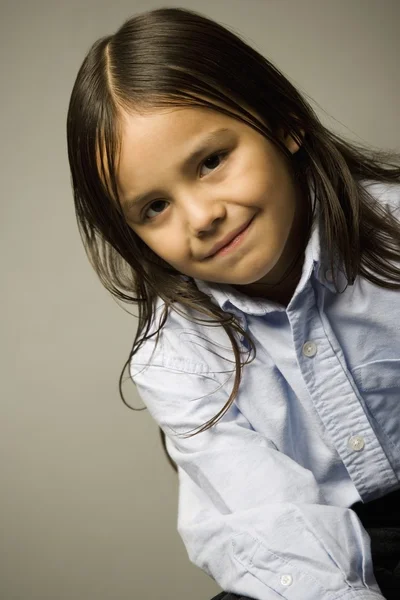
top-left (132, 361), bottom-right (222, 382)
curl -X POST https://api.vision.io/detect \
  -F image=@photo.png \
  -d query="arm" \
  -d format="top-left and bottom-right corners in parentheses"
top-left (132, 362), bottom-right (384, 600)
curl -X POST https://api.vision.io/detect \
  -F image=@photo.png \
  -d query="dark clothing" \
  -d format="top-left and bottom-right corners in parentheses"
top-left (211, 488), bottom-right (400, 600)
top-left (351, 488), bottom-right (400, 599)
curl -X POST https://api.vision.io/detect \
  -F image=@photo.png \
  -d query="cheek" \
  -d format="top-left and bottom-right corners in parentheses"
top-left (141, 230), bottom-right (187, 263)
top-left (233, 153), bottom-right (279, 203)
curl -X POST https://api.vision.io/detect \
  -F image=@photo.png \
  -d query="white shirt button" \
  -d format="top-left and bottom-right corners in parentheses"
top-left (302, 341), bottom-right (317, 357)
top-left (280, 574), bottom-right (293, 586)
top-left (325, 269), bottom-right (334, 283)
top-left (348, 435), bottom-right (365, 452)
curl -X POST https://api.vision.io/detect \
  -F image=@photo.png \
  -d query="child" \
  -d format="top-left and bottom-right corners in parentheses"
top-left (67, 7), bottom-right (400, 600)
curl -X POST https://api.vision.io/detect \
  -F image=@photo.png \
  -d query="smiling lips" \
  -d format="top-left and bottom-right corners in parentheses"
top-left (203, 217), bottom-right (254, 259)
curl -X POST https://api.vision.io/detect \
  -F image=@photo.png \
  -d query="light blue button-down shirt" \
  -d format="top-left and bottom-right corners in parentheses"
top-left (131, 181), bottom-right (400, 600)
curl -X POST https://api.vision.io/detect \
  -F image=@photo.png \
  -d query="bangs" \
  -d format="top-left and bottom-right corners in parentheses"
top-left (95, 115), bottom-right (123, 216)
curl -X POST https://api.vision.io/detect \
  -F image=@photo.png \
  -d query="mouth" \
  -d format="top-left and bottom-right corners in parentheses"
top-left (203, 216), bottom-right (254, 260)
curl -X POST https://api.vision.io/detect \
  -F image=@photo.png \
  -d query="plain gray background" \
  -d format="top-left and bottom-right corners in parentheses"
top-left (1, 0), bottom-right (399, 598)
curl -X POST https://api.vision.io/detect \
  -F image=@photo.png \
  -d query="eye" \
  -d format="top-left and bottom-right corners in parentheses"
top-left (144, 199), bottom-right (169, 220)
top-left (200, 152), bottom-right (227, 177)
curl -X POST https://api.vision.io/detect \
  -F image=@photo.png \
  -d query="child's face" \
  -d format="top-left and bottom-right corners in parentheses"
top-left (117, 105), bottom-right (303, 288)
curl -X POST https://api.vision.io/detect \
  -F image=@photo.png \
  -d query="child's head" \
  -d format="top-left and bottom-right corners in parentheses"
top-left (67, 7), bottom-right (321, 301)
top-left (67, 6), bottom-right (399, 309)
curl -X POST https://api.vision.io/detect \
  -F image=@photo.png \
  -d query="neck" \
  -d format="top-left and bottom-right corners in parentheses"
top-left (237, 252), bottom-right (305, 307)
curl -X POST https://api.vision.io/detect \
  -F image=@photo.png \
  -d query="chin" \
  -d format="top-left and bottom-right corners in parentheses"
top-left (233, 266), bottom-right (276, 287)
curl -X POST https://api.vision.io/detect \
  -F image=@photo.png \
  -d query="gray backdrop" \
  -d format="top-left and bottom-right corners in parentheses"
top-left (1, 0), bottom-right (399, 598)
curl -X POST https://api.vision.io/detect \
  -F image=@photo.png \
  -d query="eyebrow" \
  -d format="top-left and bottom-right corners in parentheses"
top-left (122, 127), bottom-right (231, 213)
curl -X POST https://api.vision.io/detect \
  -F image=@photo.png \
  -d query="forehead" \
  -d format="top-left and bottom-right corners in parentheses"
top-left (119, 105), bottom-right (237, 150)
top-left (116, 106), bottom-right (244, 201)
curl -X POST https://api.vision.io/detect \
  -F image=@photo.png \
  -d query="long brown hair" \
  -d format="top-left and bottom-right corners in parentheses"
top-left (67, 8), bottom-right (400, 465)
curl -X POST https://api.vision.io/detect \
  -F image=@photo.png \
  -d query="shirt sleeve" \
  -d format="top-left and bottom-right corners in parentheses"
top-left (131, 356), bottom-right (385, 600)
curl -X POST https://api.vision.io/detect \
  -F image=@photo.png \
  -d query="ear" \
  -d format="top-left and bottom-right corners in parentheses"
top-left (281, 128), bottom-right (305, 154)
top-left (278, 118), bottom-right (305, 154)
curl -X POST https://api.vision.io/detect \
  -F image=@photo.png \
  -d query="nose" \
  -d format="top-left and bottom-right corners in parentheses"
top-left (181, 190), bottom-right (227, 236)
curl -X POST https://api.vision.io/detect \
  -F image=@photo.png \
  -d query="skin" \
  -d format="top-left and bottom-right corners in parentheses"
top-left (116, 106), bottom-right (307, 306)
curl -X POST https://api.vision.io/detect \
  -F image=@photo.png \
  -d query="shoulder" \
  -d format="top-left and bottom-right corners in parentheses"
top-left (361, 179), bottom-right (400, 217)
top-left (129, 298), bottom-right (237, 433)
top-left (130, 296), bottom-right (235, 378)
